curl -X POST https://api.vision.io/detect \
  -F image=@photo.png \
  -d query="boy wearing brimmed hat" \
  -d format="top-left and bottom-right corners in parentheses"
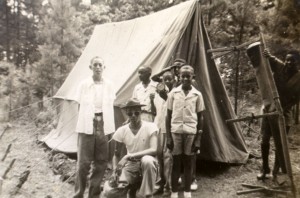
top-left (105, 98), bottom-right (159, 198)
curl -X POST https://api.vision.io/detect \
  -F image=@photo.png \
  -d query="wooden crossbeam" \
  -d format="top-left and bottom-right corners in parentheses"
top-left (237, 183), bottom-right (291, 195)
top-left (226, 112), bottom-right (279, 123)
top-left (207, 38), bottom-right (260, 59)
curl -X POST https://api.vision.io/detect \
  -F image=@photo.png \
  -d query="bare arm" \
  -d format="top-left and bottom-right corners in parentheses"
top-left (197, 112), bottom-right (204, 132)
top-left (150, 93), bottom-right (157, 116)
top-left (112, 140), bottom-right (123, 171)
top-left (166, 109), bottom-right (172, 138)
top-left (165, 109), bottom-right (173, 150)
top-left (196, 112), bottom-right (204, 141)
top-left (263, 49), bottom-right (284, 71)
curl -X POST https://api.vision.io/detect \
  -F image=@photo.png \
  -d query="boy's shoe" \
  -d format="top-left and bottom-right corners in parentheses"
top-left (170, 192), bottom-right (179, 198)
top-left (257, 170), bottom-right (272, 180)
top-left (183, 191), bottom-right (192, 198)
top-left (153, 186), bottom-right (164, 195)
top-left (163, 189), bottom-right (171, 197)
top-left (178, 177), bottom-right (182, 184)
top-left (190, 180), bottom-right (198, 191)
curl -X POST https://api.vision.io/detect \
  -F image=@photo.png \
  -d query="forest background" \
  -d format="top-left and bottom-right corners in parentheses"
top-left (0, 0), bottom-right (299, 122)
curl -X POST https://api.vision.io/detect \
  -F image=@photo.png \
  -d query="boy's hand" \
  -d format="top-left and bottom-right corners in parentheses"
top-left (192, 140), bottom-right (201, 153)
top-left (158, 89), bottom-right (168, 101)
top-left (117, 154), bottom-right (130, 169)
top-left (150, 93), bottom-right (155, 101)
top-left (263, 49), bottom-right (271, 58)
top-left (192, 130), bottom-right (202, 153)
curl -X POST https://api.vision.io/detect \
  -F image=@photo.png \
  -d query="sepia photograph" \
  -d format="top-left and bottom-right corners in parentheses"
top-left (0, 0), bottom-right (299, 197)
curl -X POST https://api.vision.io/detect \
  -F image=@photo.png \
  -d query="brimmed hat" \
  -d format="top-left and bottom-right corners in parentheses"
top-left (151, 58), bottom-right (186, 82)
top-left (121, 98), bottom-right (146, 109)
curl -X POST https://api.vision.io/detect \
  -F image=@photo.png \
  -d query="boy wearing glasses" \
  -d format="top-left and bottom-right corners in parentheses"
top-left (105, 98), bottom-right (158, 198)
top-left (73, 56), bottom-right (116, 198)
top-left (166, 65), bottom-right (205, 198)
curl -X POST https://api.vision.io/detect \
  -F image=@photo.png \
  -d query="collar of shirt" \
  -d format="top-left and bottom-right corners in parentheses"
top-left (136, 80), bottom-right (157, 90)
top-left (85, 77), bottom-right (104, 88)
top-left (172, 84), bottom-right (201, 98)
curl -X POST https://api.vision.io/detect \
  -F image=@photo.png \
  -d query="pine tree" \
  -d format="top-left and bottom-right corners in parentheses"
top-left (34, 0), bottom-right (83, 101)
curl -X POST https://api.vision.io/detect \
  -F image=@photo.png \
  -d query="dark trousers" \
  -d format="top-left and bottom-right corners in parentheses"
top-left (261, 116), bottom-right (290, 175)
top-left (171, 155), bottom-right (193, 192)
top-left (74, 118), bottom-right (108, 198)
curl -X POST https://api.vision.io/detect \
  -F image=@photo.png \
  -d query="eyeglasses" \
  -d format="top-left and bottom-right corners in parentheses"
top-left (127, 111), bottom-right (141, 117)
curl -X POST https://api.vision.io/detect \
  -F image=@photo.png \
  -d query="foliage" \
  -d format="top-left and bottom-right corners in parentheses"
top-left (33, 0), bottom-right (84, 98)
top-left (258, 0), bottom-right (300, 58)
top-left (202, 0), bottom-right (261, 114)
top-left (0, 0), bottom-right (42, 68)
top-left (0, 0), bottom-right (299, 118)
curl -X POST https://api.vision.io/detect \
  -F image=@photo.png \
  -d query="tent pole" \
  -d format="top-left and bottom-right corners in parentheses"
top-left (260, 33), bottom-right (296, 198)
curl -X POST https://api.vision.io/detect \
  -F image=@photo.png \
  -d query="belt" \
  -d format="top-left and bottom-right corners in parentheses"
top-left (94, 113), bottom-right (103, 122)
top-left (128, 157), bottom-right (140, 162)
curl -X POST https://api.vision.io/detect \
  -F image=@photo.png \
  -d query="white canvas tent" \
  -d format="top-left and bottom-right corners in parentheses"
top-left (43, 0), bottom-right (249, 163)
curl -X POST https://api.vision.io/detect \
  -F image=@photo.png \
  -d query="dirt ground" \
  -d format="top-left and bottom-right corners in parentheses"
top-left (0, 118), bottom-right (300, 198)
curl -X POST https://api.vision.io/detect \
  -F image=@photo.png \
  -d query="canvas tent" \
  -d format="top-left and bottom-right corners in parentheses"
top-left (43, 0), bottom-right (249, 163)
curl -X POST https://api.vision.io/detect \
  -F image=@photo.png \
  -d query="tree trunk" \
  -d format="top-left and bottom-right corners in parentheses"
top-left (5, 0), bottom-right (10, 60)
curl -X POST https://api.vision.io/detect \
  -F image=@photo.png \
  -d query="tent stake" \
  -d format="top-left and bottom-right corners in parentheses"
top-left (1, 144), bottom-right (12, 162)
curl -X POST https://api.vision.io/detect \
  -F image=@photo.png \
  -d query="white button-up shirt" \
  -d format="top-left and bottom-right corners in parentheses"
top-left (74, 77), bottom-right (116, 135)
top-left (167, 85), bottom-right (205, 134)
top-left (132, 80), bottom-right (157, 121)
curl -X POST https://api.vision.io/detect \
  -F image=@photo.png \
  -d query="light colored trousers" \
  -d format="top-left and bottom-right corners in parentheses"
top-left (157, 132), bottom-right (172, 190)
top-left (103, 155), bottom-right (158, 197)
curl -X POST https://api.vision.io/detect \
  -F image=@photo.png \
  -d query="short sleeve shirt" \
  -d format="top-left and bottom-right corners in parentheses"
top-left (167, 85), bottom-right (205, 134)
top-left (132, 80), bottom-right (157, 113)
top-left (112, 121), bottom-right (158, 154)
top-left (74, 77), bottom-right (116, 135)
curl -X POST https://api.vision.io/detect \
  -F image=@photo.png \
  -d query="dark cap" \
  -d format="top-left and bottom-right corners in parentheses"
top-left (121, 98), bottom-right (146, 109)
top-left (171, 58), bottom-right (186, 67)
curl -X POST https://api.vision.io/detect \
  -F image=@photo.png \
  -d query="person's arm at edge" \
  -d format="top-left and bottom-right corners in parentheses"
top-left (194, 111), bottom-right (204, 149)
top-left (263, 49), bottom-right (284, 71)
top-left (150, 93), bottom-right (157, 117)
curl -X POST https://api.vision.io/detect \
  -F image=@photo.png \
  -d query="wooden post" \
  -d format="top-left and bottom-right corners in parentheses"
top-left (260, 33), bottom-right (296, 197)
top-left (0, 177), bottom-right (3, 196)
top-left (1, 144), bottom-right (12, 161)
top-left (295, 102), bottom-right (299, 124)
top-left (2, 158), bottom-right (16, 179)
top-left (246, 34), bottom-right (296, 197)
top-left (0, 125), bottom-right (10, 141)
